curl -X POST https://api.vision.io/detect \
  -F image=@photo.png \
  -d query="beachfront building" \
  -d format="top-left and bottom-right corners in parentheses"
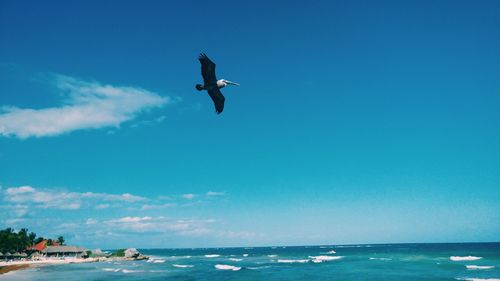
top-left (41, 246), bottom-right (87, 258)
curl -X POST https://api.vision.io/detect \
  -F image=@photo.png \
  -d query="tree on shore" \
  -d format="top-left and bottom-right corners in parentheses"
top-left (0, 228), bottom-right (66, 253)
top-left (57, 236), bottom-right (65, 246)
top-left (0, 228), bottom-right (31, 253)
top-left (28, 232), bottom-right (36, 247)
top-left (34, 237), bottom-right (45, 245)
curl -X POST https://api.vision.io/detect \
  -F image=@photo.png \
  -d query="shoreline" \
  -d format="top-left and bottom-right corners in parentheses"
top-left (0, 256), bottom-right (147, 276)
top-left (0, 264), bottom-right (31, 275)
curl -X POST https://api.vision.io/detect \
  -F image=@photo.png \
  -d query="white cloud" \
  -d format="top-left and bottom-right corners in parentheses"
top-left (105, 216), bottom-right (215, 236)
top-left (0, 74), bottom-right (169, 138)
top-left (217, 230), bottom-right (264, 240)
top-left (12, 204), bottom-right (29, 217)
top-left (95, 204), bottom-right (110, 210)
top-left (2, 186), bottom-right (226, 215)
top-left (206, 191), bottom-right (225, 197)
top-left (141, 203), bottom-right (176, 210)
top-left (182, 193), bottom-right (196, 200)
top-left (3, 185), bottom-right (146, 211)
top-left (110, 216), bottom-right (153, 223)
top-left (5, 185), bottom-right (35, 195)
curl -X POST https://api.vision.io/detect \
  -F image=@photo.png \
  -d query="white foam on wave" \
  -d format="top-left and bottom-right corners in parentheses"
top-left (248, 265), bottom-right (272, 270)
top-left (268, 255), bottom-right (278, 258)
top-left (229, 258), bottom-right (242, 262)
top-left (466, 265), bottom-right (495, 270)
top-left (171, 255), bottom-right (191, 259)
top-left (121, 269), bottom-right (143, 274)
top-left (243, 254), bottom-right (249, 257)
top-left (172, 264), bottom-right (194, 268)
top-left (309, 255), bottom-right (343, 261)
top-left (325, 250), bottom-right (336, 254)
top-left (277, 259), bottom-right (309, 263)
top-left (214, 264), bottom-right (241, 271)
top-left (205, 254), bottom-right (220, 258)
top-left (102, 268), bottom-right (118, 272)
top-left (147, 258), bottom-right (166, 263)
top-left (450, 256), bottom-right (483, 261)
top-left (336, 245), bottom-right (371, 248)
top-left (369, 257), bottom-right (392, 261)
top-left (102, 268), bottom-right (121, 272)
top-left (455, 278), bottom-right (500, 281)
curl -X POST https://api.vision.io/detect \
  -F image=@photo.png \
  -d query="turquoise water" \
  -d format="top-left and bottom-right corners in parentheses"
top-left (2, 243), bottom-right (499, 280)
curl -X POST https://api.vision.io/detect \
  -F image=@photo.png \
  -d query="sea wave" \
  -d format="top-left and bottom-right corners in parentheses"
top-left (465, 265), bottom-right (495, 270)
top-left (172, 264), bottom-right (194, 268)
top-left (147, 259), bottom-right (166, 263)
top-left (336, 245), bottom-right (371, 248)
top-left (277, 259), bottom-right (309, 263)
top-left (121, 269), bottom-right (143, 274)
top-left (169, 255), bottom-right (191, 259)
top-left (369, 257), bottom-right (392, 261)
top-left (455, 278), bottom-right (500, 281)
top-left (309, 255), bottom-right (343, 262)
top-left (325, 250), bottom-right (336, 254)
top-left (102, 268), bottom-right (121, 272)
top-left (228, 258), bottom-right (242, 262)
top-left (214, 264), bottom-right (241, 271)
top-left (267, 255), bottom-right (278, 258)
top-left (450, 256), bottom-right (483, 261)
top-left (205, 254), bottom-right (220, 258)
top-left (243, 254), bottom-right (249, 257)
top-left (248, 265), bottom-right (272, 270)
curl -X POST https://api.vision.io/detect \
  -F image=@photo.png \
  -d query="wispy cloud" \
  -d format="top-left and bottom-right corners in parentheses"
top-left (104, 216), bottom-right (214, 236)
top-left (3, 185), bottom-right (146, 212)
top-left (0, 74), bottom-right (169, 138)
top-left (2, 185), bottom-right (227, 215)
top-left (141, 203), bottom-right (176, 210)
top-left (182, 193), bottom-right (197, 200)
top-left (206, 191), bottom-right (225, 196)
top-left (0, 184), bottom-right (259, 248)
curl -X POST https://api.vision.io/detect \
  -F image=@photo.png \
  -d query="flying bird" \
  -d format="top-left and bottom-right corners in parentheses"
top-left (196, 53), bottom-right (239, 114)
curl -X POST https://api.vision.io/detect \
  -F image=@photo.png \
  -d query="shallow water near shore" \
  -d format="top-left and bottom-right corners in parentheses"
top-left (2, 243), bottom-right (499, 280)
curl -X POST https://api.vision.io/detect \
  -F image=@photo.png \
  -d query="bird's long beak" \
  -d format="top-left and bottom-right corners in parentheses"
top-left (225, 80), bottom-right (240, 86)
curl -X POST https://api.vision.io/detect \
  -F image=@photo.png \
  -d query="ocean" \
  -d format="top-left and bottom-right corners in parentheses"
top-left (2, 243), bottom-right (499, 280)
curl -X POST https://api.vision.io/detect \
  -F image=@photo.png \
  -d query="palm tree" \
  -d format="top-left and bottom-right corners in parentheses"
top-left (57, 236), bottom-right (65, 246)
top-left (28, 232), bottom-right (37, 247)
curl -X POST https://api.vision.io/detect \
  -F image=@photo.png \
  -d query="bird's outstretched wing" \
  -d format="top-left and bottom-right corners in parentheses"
top-left (207, 87), bottom-right (225, 114)
top-left (199, 53), bottom-right (217, 84)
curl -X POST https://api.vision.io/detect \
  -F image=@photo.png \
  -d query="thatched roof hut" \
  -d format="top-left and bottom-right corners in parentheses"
top-left (42, 246), bottom-right (86, 256)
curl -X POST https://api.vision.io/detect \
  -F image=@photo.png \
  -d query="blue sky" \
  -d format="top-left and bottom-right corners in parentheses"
top-left (0, 0), bottom-right (499, 249)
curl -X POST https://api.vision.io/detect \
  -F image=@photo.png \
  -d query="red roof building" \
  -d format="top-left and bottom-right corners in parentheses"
top-left (28, 239), bottom-right (62, 251)
top-left (32, 240), bottom-right (48, 251)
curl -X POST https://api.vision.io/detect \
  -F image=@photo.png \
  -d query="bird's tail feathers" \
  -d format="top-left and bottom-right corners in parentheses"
top-left (195, 84), bottom-right (204, 91)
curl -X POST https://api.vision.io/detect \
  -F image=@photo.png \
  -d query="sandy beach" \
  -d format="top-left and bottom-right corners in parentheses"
top-left (0, 264), bottom-right (31, 275)
top-left (0, 257), bottom-right (102, 275)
